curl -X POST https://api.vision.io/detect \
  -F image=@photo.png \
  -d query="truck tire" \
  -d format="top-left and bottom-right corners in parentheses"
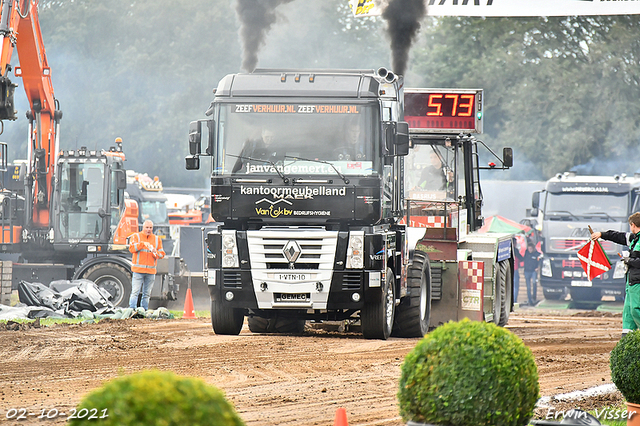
top-left (82, 263), bottom-right (132, 308)
top-left (498, 260), bottom-right (512, 327)
top-left (211, 299), bottom-right (244, 335)
top-left (392, 251), bottom-right (431, 337)
top-left (247, 312), bottom-right (306, 334)
top-left (492, 262), bottom-right (503, 324)
top-left (361, 267), bottom-right (395, 340)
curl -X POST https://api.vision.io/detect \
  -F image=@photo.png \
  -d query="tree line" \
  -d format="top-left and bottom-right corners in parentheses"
top-left (2, 1), bottom-right (636, 185)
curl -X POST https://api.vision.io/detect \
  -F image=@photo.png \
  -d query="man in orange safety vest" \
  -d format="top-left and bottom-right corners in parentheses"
top-left (128, 220), bottom-right (165, 310)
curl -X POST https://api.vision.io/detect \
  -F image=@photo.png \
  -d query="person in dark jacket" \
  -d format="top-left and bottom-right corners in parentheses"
top-left (513, 237), bottom-right (524, 304)
top-left (591, 212), bottom-right (640, 338)
top-left (523, 241), bottom-right (541, 306)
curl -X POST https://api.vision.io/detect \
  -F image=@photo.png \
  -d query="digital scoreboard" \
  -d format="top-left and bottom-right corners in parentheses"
top-left (404, 89), bottom-right (483, 134)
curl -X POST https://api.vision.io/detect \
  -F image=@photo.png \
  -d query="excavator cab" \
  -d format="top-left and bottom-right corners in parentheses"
top-left (52, 148), bottom-right (128, 250)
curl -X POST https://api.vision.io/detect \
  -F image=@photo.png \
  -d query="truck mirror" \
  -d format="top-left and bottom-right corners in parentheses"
top-left (189, 121), bottom-right (202, 155)
top-left (205, 120), bottom-right (215, 156)
top-left (395, 122), bottom-right (409, 156)
top-left (503, 147), bottom-right (513, 168)
top-left (115, 169), bottom-right (127, 190)
top-left (532, 190), bottom-right (540, 210)
top-left (384, 122), bottom-right (395, 154)
top-left (185, 155), bottom-right (200, 170)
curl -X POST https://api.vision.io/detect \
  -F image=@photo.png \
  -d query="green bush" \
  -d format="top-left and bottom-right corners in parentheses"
top-left (68, 369), bottom-right (244, 426)
top-left (397, 318), bottom-right (539, 426)
top-left (610, 330), bottom-right (640, 404)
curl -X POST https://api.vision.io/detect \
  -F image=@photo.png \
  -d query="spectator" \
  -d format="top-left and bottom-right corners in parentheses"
top-left (128, 220), bottom-right (165, 310)
top-left (513, 237), bottom-right (524, 304)
top-left (591, 212), bottom-right (640, 338)
top-left (523, 241), bottom-right (541, 306)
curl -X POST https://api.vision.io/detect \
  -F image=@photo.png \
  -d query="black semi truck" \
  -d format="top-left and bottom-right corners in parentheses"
top-left (186, 68), bottom-right (514, 339)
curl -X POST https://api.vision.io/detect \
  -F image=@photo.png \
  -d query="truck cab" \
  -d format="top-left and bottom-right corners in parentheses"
top-left (187, 69), bottom-right (515, 339)
top-left (532, 172), bottom-right (640, 302)
top-left (187, 68), bottom-right (410, 339)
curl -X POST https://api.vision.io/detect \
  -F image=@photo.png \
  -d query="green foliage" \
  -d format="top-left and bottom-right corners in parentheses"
top-left (8, 3), bottom-right (639, 182)
top-left (68, 369), bottom-right (244, 426)
top-left (398, 318), bottom-right (539, 426)
top-left (610, 330), bottom-right (640, 404)
top-left (411, 16), bottom-right (640, 178)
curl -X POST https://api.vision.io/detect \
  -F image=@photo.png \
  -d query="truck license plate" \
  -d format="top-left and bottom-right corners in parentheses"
top-left (277, 273), bottom-right (307, 281)
top-left (275, 293), bottom-right (310, 302)
top-left (571, 280), bottom-right (592, 287)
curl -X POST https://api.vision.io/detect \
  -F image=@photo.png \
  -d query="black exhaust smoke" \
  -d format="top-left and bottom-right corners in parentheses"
top-left (235, 0), bottom-right (295, 72)
top-left (381, 0), bottom-right (427, 76)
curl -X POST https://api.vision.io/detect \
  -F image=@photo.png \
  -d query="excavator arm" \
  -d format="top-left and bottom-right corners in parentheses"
top-left (0, 0), bottom-right (61, 229)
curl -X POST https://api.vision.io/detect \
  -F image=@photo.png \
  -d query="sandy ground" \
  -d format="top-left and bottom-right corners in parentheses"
top-left (0, 302), bottom-right (625, 426)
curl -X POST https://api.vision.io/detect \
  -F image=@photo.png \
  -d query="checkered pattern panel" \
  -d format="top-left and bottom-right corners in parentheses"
top-left (459, 260), bottom-right (484, 290)
top-left (424, 216), bottom-right (445, 228)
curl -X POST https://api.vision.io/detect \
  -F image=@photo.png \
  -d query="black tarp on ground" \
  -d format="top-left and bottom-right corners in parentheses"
top-left (17, 279), bottom-right (116, 318)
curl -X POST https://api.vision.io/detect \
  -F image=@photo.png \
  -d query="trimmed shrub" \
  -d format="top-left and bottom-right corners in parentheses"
top-left (68, 369), bottom-right (244, 426)
top-left (610, 330), bottom-right (640, 404)
top-left (397, 318), bottom-right (539, 426)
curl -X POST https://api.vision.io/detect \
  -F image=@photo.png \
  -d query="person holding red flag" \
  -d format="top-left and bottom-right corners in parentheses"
top-left (591, 212), bottom-right (640, 338)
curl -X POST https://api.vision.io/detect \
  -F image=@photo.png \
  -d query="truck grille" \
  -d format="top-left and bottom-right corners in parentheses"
top-left (342, 272), bottom-right (362, 290)
top-left (551, 239), bottom-right (614, 252)
top-left (431, 265), bottom-right (442, 300)
top-left (247, 229), bottom-right (338, 271)
top-left (562, 259), bottom-right (581, 268)
top-left (223, 271), bottom-right (243, 289)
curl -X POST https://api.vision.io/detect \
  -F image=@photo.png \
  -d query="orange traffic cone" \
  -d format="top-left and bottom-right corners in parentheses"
top-left (333, 407), bottom-right (348, 426)
top-left (182, 288), bottom-right (196, 319)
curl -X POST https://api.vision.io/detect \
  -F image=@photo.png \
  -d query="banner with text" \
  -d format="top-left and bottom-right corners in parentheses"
top-left (349, 0), bottom-right (640, 17)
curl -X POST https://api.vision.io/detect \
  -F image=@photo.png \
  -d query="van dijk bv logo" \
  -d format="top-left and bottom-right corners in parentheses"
top-left (245, 185), bottom-right (345, 218)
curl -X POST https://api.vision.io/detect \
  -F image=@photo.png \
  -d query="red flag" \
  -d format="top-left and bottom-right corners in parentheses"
top-left (577, 240), bottom-right (612, 281)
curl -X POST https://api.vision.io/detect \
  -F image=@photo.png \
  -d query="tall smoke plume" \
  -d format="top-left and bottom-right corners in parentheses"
top-left (235, 0), bottom-right (295, 72)
top-left (381, 0), bottom-right (427, 76)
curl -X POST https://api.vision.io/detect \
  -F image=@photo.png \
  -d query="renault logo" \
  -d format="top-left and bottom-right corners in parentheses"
top-left (283, 240), bottom-right (302, 264)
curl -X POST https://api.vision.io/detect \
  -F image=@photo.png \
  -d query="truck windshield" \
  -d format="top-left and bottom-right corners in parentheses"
top-left (405, 144), bottom-right (457, 201)
top-left (214, 103), bottom-right (380, 177)
top-left (140, 201), bottom-right (168, 225)
top-left (545, 192), bottom-right (628, 220)
top-left (57, 161), bottom-right (106, 240)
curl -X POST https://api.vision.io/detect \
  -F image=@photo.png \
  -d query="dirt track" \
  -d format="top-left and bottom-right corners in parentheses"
top-left (0, 307), bottom-right (624, 425)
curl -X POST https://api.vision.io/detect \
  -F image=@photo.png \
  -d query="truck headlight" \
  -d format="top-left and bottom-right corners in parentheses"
top-left (346, 232), bottom-right (364, 269)
top-left (541, 258), bottom-right (552, 277)
top-left (221, 230), bottom-right (239, 268)
top-left (613, 260), bottom-right (627, 279)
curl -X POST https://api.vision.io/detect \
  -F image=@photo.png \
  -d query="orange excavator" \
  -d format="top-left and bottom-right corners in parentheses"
top-left (0, 0), bottom-right (182, 308)
top-left (0, 0), bottom-right (60, 233)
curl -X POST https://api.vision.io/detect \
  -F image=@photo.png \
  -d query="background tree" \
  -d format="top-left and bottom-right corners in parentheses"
top-left (2, 1), bottom-right (639, 185)
top-left (410, 15), bottom-right (640, 178)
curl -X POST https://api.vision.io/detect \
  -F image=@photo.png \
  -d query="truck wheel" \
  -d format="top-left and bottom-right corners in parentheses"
top-left (361, 267), bottom-right (395, 340)
top-left (492, 262), bottom-right (503, 324)
top-left (82, 263), bottom-right (132, 308)
top-left (210, 299), bottom-right (244, 335)
top-left (247, 312), bottom-right (306, 334)
top-left (498, 260), bottom-right (512, 326)
top-left (392, 251), bottom-right (431, 337)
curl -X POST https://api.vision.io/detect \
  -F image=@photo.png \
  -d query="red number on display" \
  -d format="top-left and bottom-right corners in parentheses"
top-left (458, 94), bottom-right (474, 117)
top-left (426, 94), bottom-right (474, 117)
top-left (427, 94), bottom-right (442, 116)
